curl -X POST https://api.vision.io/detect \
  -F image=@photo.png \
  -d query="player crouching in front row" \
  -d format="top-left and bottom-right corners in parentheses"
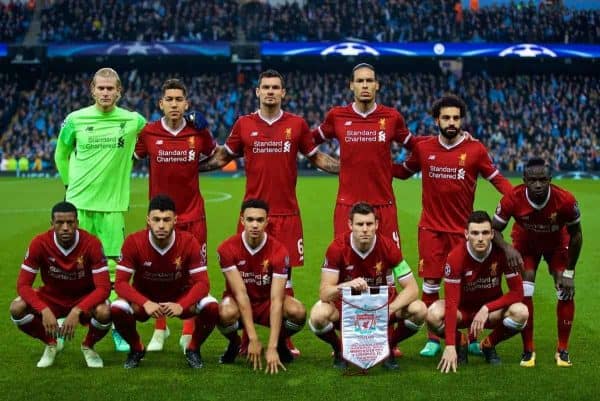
top-left (216, 199), bottom-right (306, 374)
top-left (10, 201), bottom-right (112, 368)
top-left (309, 202), bottom-right (427, 370)
top-left (429, 211), bottom-right (528, 373)
top-left (111, 195), bottom-right (219, 369)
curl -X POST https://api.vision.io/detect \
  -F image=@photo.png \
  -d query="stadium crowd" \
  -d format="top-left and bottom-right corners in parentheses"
top-left (39, 0), bottom-right (238, 42)
top-left (0, 70), bottom-right (597, 173)
top-left (0, 0), bottom-right (34, 42)
top-left (32, 0), bottom-right (599, 44)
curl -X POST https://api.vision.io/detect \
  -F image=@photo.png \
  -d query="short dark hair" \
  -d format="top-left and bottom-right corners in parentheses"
top-left (161, 78), bottom-right (187, 97)
top-left (524, 157), bottom-right (551, 177)
top-left (351, 63), bottom-right (376, 81)
top-left (148, 194), bottom-right (176, 213)
top-left (467, 210), bottom-right (492, 226)
top-left (431, 95), bottom-right (467, 119)
top-left (349, 202), bottom-right (376, 221)
top-left (241, 199), bottom-right (269, 214)
top-left (258, 69), bottom-right (285, 89)
top-left (51, 201), bottom-right (77, 220)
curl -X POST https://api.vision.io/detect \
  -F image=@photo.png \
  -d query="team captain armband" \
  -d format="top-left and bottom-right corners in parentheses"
top-left (393, 260), bottom-right (412, 282)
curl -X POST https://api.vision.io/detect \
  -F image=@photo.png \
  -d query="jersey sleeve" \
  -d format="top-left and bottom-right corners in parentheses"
top-left (134, 128), bottom-right (148, 160)
top-left (217, 241), bottom-right (238, 274)
top-left (393, 111), bottom-right (412, 146)
top-left (199, 128), bottom-right (218, 161)
top-left (477, 143), bottom-right (511, 196)
top-left (177, 237), bottom-right (210, 309)
top-left (561, 192), bottom-right (581, 226)
top-left (493, 192), bottom-right (515, 227)
top-left (393, 143), bottom-right (421, 178)
top-left (314, 109), bottom-right (336, 144)
top-left (443, 251), bottom-right (463, 346)
top-left (114, 235), bottom-right (149, 306)
top-left (77, 238), bottom-right (110, 312)
top-left (17, 237), bottom-right (49, 312)
top-left (135, 112), bottom-right (147, 132)
top-left (271, 245), bottom-right (291, 281)
top-left (298, 118), bottom-right (318, 157)
top-left (224, 120), bottom-right (244, 156)
top-left (322, 241), bottom-right (343, 277)
top-left (54, 115), bottom-right (76, 185)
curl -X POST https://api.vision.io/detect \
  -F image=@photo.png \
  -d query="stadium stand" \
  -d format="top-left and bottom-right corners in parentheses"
top-left (0, 0), bottom-right (34, 42)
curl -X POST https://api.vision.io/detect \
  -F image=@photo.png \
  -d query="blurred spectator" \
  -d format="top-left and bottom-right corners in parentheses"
top-left (0, 0), bottom-right (33, 42)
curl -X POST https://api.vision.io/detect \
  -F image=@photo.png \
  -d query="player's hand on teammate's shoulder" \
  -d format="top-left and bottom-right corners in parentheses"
top-left (185, 111), bottom-right (208, 131)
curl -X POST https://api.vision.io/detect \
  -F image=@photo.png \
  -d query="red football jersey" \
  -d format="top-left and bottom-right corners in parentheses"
top-left (18, 229), bottom-right (110, 313)
top-left (135, 118), bottom-right (216, 223)
top-left (398, 135), bottom-right (511, 233)
top-left (225, 111), bottom-right (317, 216)
top-left (322, 234), bottom-right (408, 287)
top-left (443, 242), bottom-right (523, 345)
top-left (217, 233), bottom-right (290, 303)
top-left (494, 184), bottom-right (580, 248)
top-left (115, 229), bottom-right (209, 309)
top-left (315, 103), bottom-right (413, 206)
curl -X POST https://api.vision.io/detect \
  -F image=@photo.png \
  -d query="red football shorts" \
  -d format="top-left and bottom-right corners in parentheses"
top-left (34, 289), bottom-right (97, 323)
top-left (418, 228), bottom-right (464, 279)
top-left (177, 218), bottom-right (207, 265)
top-left (334, 203), bottom-right (401, 247)
top-left (237, 214), bottom-right (304, 267)
top-left (513, 240), bottom-right (568, 274)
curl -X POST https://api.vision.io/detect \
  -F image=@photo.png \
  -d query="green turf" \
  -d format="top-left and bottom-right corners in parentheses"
top-left (0, 176), bottom-right (598, 401)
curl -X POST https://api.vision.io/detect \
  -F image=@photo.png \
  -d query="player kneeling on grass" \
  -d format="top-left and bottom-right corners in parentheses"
top-left (216, 199), bottom-right (306, 374)
top-left (308, 202), bottom-right (427, 370)
top-left (10, 201), bottom-right (111, 368)
top-left (111, 195), bottom-right (218, 369)
top-left (428, 211), bottom-right (528, 373)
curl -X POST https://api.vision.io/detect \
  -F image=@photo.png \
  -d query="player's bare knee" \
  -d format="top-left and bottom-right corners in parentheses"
top-left (409, 300), bottom-right (428, 323)
top-left (309, 302), bottom-right (332, 328)
top-left (93, 303), bottom-right (111, 323)
top-left (508, 302), bottom-right (529, 323)
top-left (285, 299), bottom-right (306, 322)
top-left (426, 300), bottom-right (445, 326)
top-left (9, 297), bottom-right (27, 318)
top-left (219, 302), bottom-right (239, 325)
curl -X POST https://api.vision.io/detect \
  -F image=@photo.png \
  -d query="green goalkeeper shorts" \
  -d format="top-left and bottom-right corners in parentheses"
top-left (77, 210), bottom-right (125, 257)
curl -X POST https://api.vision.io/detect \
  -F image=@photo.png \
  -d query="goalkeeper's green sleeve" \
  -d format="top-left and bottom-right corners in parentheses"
top-left (54, 140), bottom-right (73, 186)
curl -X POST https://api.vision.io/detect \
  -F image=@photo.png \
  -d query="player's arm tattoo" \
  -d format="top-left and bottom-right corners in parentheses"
top-left (198, 146), bottom-right (235, 172)
top-left (309, 151), bottom-right (339, 174)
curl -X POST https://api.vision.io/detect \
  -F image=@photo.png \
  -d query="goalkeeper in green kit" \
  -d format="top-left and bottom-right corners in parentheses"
top-left (54, 68), bottom-right (146, 352)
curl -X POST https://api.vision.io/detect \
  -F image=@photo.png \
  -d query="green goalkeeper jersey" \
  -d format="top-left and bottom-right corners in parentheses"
top-left (55, 105), bottom-right (146, 212)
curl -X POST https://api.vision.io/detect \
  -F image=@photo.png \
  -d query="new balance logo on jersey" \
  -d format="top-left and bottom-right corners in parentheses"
top-left (457, 168), bottom-right (466, 180)
top-left (344, 121), bottom-right (352, 126)
top-left (428, 155), bottom-right (436, 160)
top-left (86, 126), bottom-right (94, 132)
top-left (250, 131), bottom-right (259, 137)
top-left (155, 140), bottom-right (164, 145)
top-left (143, 261), bottom-right (152, 267)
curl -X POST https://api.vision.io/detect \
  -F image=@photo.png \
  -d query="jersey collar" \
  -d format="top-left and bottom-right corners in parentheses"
top-left (351, 102), bottom-right (377, 118)
top-left (525, 187), bottom-right (551, 210)
top-left (350, 233), bottom-right (377, 260)
top-left (466, 241), bottom-right (493, 263)
top-left (160, 117), bottom-right (187, 136)
top-left (438, 133), bottom-right (466, 150)
top-left (148, 229), bottom-right (176, 256)
top-left (242, 232), bottom-right (268, 256)
top-left (257, 109), bottom-right (284, 126)
top-left (53, 230), bottom-right (80, 256)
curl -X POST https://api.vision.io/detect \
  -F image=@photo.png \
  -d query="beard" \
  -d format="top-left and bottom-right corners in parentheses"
top-left (439, 126), bottom-right (460, 140)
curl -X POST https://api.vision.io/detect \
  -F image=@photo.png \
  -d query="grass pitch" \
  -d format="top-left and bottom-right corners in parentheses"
top-left (0, 175), bottom-right (598, 401)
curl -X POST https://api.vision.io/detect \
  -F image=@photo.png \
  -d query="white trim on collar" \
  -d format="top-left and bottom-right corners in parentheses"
top-left (53, 230), bottom-right (80, 256)
top-left (350, 233), bottom-right (377, 260)
top-left (257, 110), bottom-right (284, 126)
top-left (438, 133), bottom-right (466, 150)
top-left (466, 241), bottom-right (492, 263)
top-left (160, 117), bottom-right (187, 136)
top-left (148, 229), bottom-right (176, 256)
top-left (242, 232), bottom-right (268, 256)
top-left (351, 102), bottom-right (377, 118)
top-left (525, 187), bottom-right (551, 210)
